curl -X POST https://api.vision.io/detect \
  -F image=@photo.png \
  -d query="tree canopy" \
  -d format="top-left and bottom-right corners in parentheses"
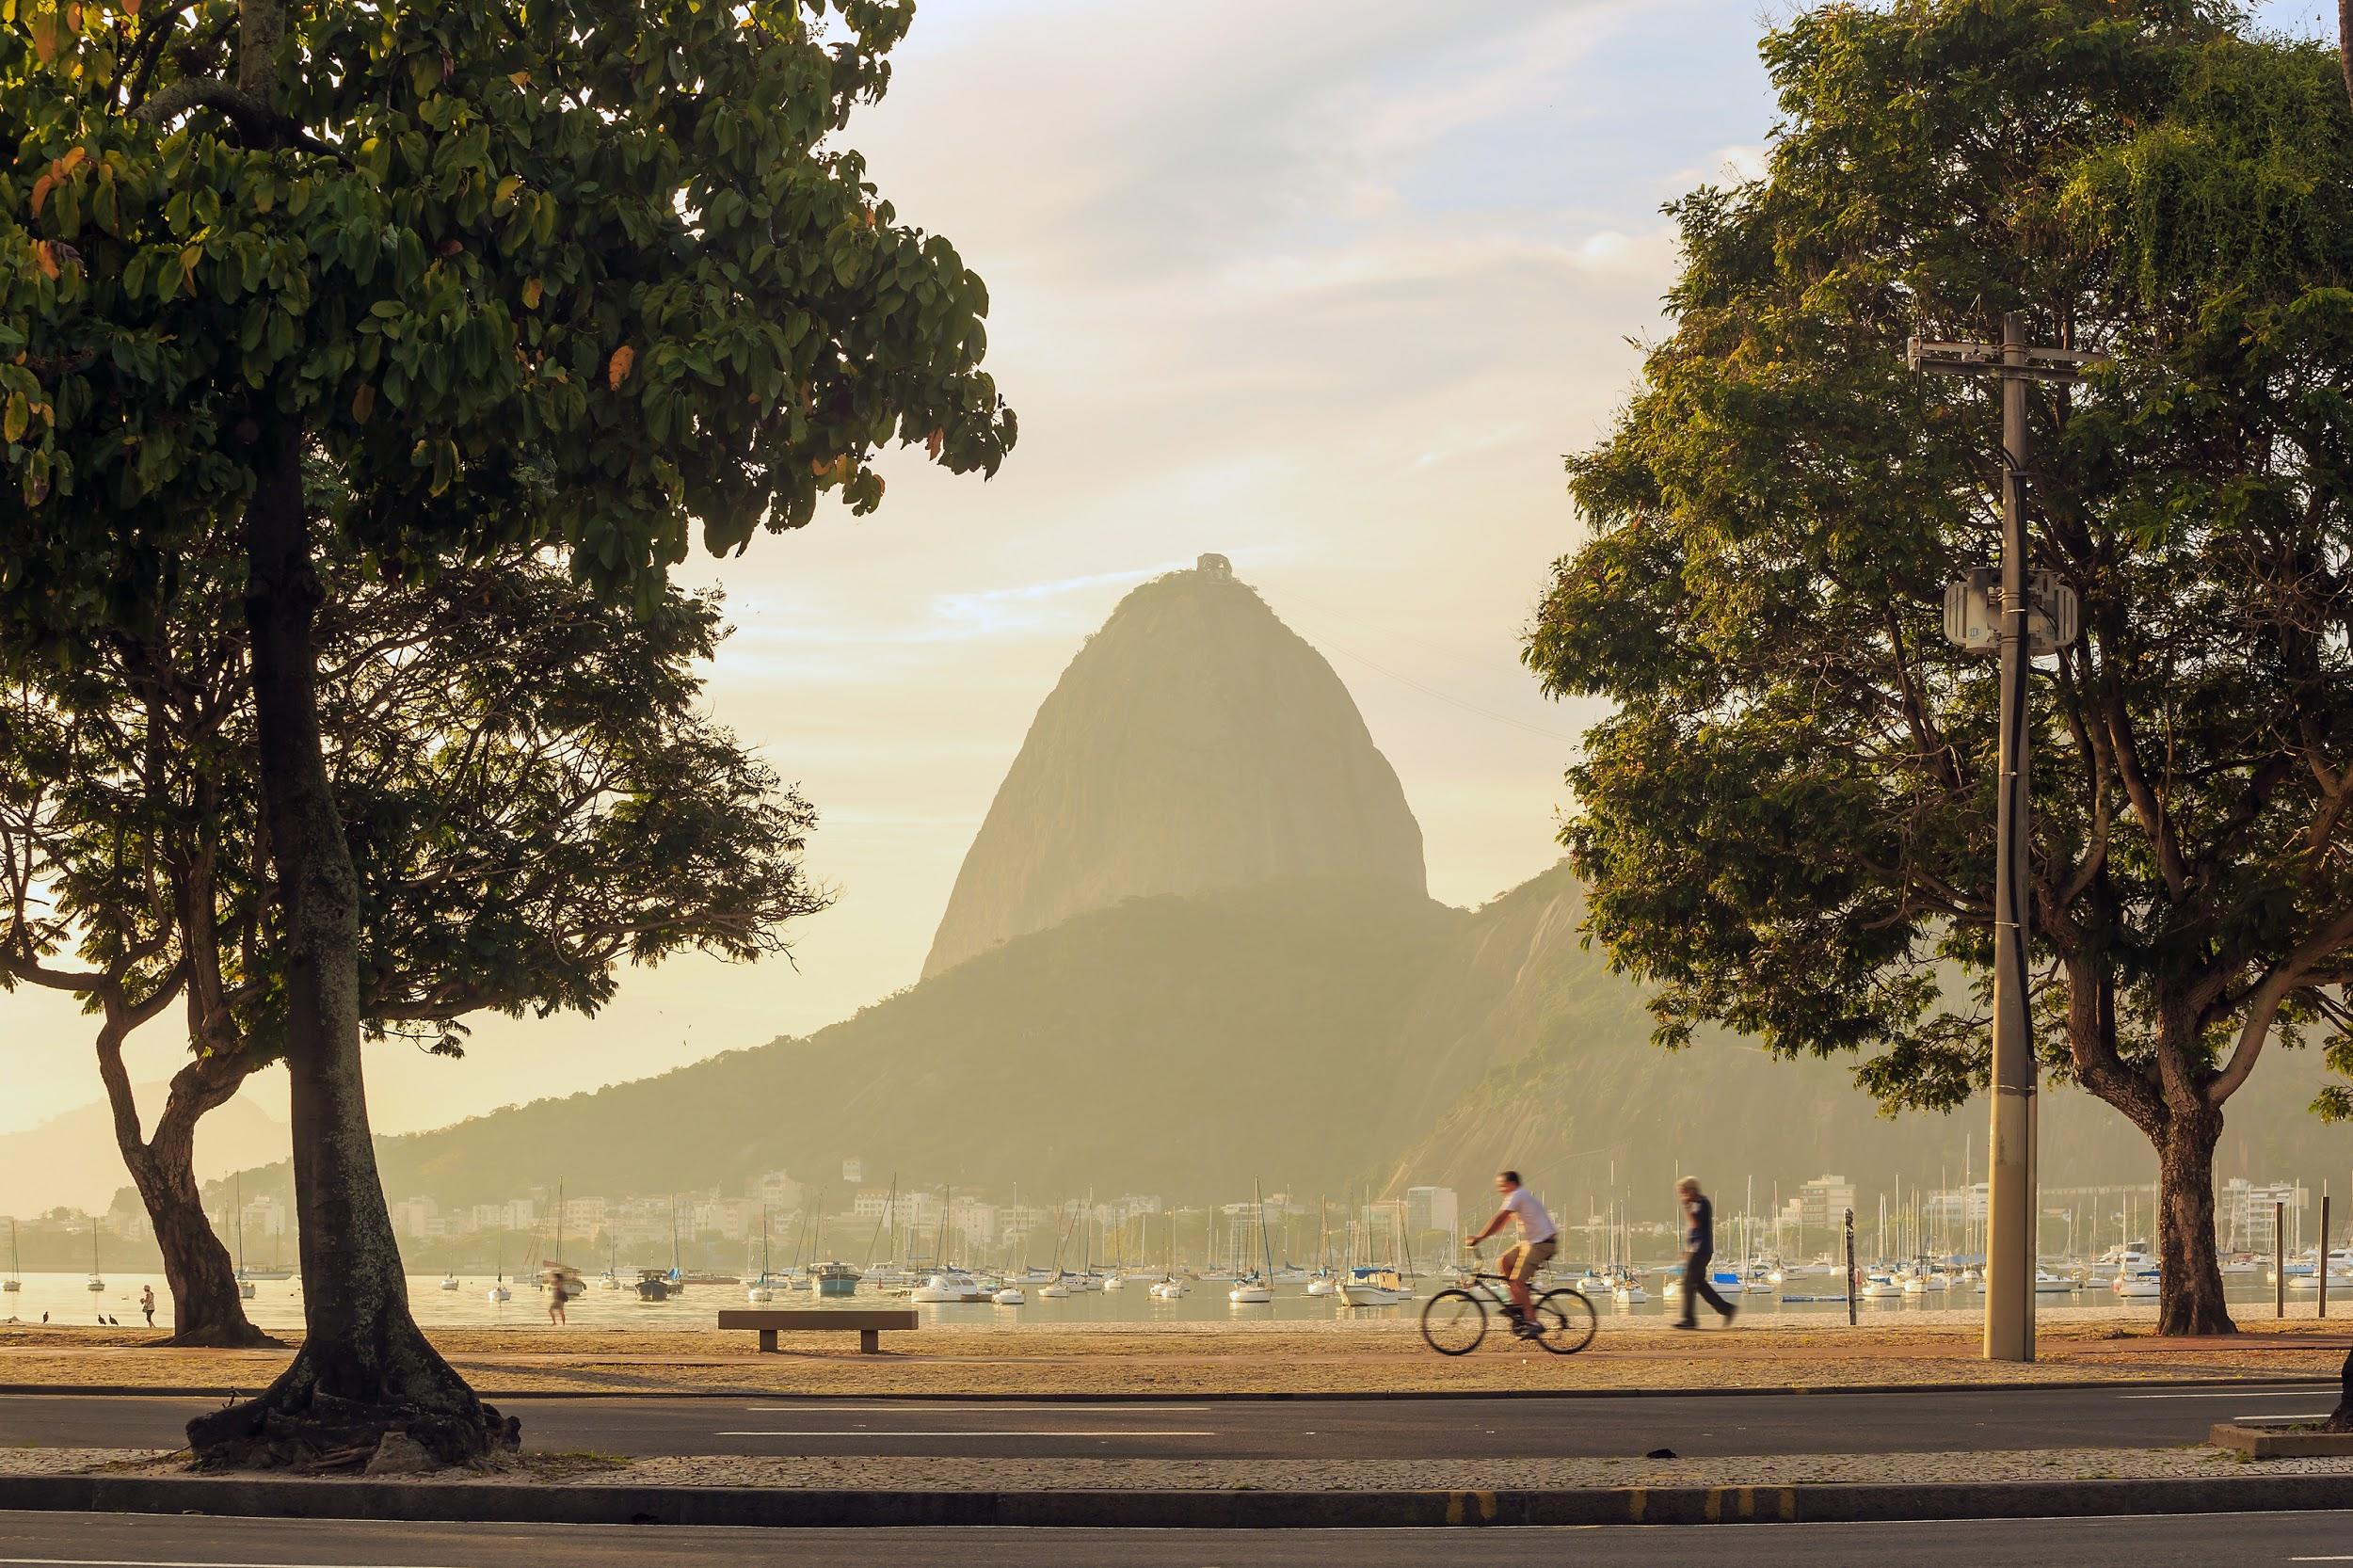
top-left (2, 0), bottom-right (1014, 1464)
top-left (1, 536), bottom-right (827, 1342)
top-left (1529, 0), bottom-right (2353, 1334)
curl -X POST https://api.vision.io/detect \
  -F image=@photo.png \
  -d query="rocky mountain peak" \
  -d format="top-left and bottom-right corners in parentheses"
top-left (921, 557), bottom-right (1427, 978)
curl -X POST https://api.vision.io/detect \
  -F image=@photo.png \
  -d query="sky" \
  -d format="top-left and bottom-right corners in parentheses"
top-left (5, 0), bottom-right (2337, 1146)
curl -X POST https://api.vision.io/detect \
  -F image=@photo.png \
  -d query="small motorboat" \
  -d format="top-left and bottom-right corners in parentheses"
top-left (1337, 1266), bottom-right (1409, 1306)
top-left (992, 1286), bottom-right (1027, 1306)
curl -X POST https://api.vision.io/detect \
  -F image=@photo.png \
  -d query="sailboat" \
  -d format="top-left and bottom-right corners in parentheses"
top-left (486, 1224), bottom-right (512, 1302)
top-left (747, 1208), bottom-right (777, 1303)
top-left (232, 1192), bottom-right (257, 1300)
top-left (1304, 1198), bottom-right (1336, 1295)
top-left (4, 1216), bottom-right (21, 1294)
top-left (1337, 1196), bottom-right (1408, 1306)
top-left (84, 1214), bottom-right (104, 1292)
top-left (1228, 1183), bottom-right (1275, 1304)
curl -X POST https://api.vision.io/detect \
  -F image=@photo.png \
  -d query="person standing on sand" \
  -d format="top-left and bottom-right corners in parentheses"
top-left (1673, 1176), bottom-right (1737, 1330)
top-left (547, 1275), bottom-right (568, 1326)
top-left (138, 1285), bottom-right (154, 1328)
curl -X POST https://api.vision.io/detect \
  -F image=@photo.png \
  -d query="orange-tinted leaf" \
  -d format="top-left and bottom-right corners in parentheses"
top-left (351, 384), bottom-right (376, 424)
top-left (521, 277), bottom-right (542, 310)
top-left (29, 176), bottom-right (52, 219)
top-left (122, 0), bottom-right (140, 17)
top-left (32, 241), bottom-right (59, 280)
top-left (925, 426), bottom-right (943, 459)
top-left (607, 344), bottom-right (634, 390)
top-left (27, 14), bottom-right (60, 64)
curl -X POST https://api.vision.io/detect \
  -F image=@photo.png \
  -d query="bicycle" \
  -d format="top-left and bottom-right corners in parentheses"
top-left (1419, 1243), bottom-right (1598, 1356)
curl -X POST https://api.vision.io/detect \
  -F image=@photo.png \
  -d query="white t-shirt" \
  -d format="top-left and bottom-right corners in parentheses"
top-left (1500, 1187), bottom-right (1556, 1244)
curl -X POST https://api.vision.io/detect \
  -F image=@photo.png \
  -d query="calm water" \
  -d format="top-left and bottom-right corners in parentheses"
top-left (8, 1268), bottom-right (2310, 1335)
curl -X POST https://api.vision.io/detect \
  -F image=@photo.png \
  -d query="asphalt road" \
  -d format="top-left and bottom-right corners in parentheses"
top-left (0, 1383), bottom-right (2339, 1458)
top-left (1, 1509), bottom-right (2350, 1566)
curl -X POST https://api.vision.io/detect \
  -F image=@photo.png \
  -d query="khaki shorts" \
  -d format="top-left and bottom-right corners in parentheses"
top-left (1498, 1239), bottom-right (1557, 1282)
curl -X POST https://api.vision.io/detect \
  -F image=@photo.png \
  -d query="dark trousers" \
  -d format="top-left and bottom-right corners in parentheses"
top-left (1679, 1248), bottom-right (1734, 1325)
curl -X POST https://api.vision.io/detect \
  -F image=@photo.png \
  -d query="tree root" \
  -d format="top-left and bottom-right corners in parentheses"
top-left (188, 1385), bottom-right (518, 1472)
top-left (158, 1323), bottom-right (288, 1351)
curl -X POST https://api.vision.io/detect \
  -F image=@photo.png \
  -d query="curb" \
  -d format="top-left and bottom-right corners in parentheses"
top-left (5, 1470), bottom-right (2353, 1528)
top-left (0, 1373), bottom-right (2336, 1402)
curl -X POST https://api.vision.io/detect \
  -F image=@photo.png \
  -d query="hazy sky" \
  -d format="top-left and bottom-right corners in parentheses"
top-left (6, 0), bottom-right (2334, 1144)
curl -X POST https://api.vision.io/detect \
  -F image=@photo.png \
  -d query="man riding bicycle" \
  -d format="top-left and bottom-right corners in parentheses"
top-left (1465, 1169), bottom-right (1556, 1337)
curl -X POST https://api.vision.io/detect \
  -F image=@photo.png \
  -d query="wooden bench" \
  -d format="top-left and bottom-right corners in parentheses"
top-left (717, 1307), bottom-right (919, 1355)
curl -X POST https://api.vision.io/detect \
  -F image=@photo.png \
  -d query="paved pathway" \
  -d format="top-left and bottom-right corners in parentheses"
top-left (0, 1507), bottom-right (2345, 1565)
top-left (1, 1382), bottom-right (2339, 1460)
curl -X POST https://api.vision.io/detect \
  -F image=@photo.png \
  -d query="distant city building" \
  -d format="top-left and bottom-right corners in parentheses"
top-left (841, 1158), bottom-right (866, 1184)
top-left (2223, 1179), bottom-right (2308, 1252)
top-left (1404, 1186), bottom-right (1459, 1237)
top-left (1780, 1174), bottom-right (1857, 1235)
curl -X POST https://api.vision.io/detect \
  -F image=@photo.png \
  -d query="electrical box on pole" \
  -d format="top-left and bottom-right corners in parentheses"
top-left (1943, 568), bottom-right (2079, 656)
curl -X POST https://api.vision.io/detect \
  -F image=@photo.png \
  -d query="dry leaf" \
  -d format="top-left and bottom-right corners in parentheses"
top-left (351, 384), bottom-right (376, 424)
top-left (521, 277), bottom-right (542, 310)
top-left (606, 344), bottom-right (634, 390)
top-left (925, 426), bottom-right (943, 459)
top-left (29, 176), bottom-right (52, 219)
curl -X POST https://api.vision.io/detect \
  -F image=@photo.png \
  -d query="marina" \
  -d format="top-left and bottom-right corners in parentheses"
top-left (0, 1260), bottom-right (2316, 1336)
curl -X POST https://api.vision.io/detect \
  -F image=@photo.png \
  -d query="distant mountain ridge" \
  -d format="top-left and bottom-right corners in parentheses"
top-left (923, 556), bottom-right (1426, 977)
top-left (202, 559), bottom-right (2349, 1224)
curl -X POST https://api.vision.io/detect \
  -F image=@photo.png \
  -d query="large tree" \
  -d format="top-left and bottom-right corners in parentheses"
top-left (1, 0), bottom-right (1012, 1463)
top-left (2, 537), bottom-right (824, 1351)
top-left (1529, 0), bottom-right (2353, 1336)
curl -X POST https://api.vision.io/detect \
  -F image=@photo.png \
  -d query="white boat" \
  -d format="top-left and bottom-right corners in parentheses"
top-left (1304, 1273), bottom-right (1336, 1297)
top-left (1660, 1274), bottom-right (1685, 1301)
top-left (1337, 1266), bottom-right (1409, 1306)
top-left (2033, 1269), bottom-right (2075, 1294)
top-left (1612, 1280), bottom-right (1647, 1305)
top-left (1039, 1275), bottom-right (1073, 1299)
top-left (438, 1272), bottom-right (459, 1291)
top-left (992, 1287), bottom-right (1027, 1305)
top-left (1150, 1276), bottom-right (1191, 1300)
top-left (912, 1272), bottom-right (989, 1304)
top-left (2113, 1269), bottom-right (2161, 1299)
top-left (1861, 1272), bottom-right (1904, 1300)
top-left (1569, 1271), bottom-right (1613, 1297)
top-left (487, 1283), bottom-right (511, 1302)
top-left (746, 1283), bottom-right (776, 1304)
top-left (1228, 1275), bottom-right (1273, 1304)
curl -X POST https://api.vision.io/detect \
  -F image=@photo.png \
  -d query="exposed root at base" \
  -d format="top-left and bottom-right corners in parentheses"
top-left (187, 1388), bottom-right (519, 1474)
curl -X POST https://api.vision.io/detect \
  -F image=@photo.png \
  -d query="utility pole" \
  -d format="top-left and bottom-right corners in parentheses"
top-left (1909, 314), bottom-right (2099, 1363)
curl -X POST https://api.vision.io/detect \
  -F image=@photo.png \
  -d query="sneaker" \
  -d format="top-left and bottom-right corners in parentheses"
top-left (1512, 1320), bottom-right (1544, 1339)
top-left (1722, 1304), bottom-right (1738, 1328)
top-left (1670, 1320), bottom-right (1697, 1331)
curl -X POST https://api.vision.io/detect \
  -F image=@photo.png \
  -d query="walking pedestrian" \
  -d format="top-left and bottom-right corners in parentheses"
top-left (1673, 1176), bottom-right (1736, 1330)
top-left (138, 1285), bottom-right (154, 1328)
top-left (547, 1275), bottom-right (568, 1325)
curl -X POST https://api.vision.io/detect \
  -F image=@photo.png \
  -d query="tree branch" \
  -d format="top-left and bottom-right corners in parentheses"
top-left (2207, 906), bottom-right (2353, 1107)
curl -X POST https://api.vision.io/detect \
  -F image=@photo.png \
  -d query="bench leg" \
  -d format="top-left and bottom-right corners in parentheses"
top-left (860, 1328), bottom-right (879, 1354)
top-left (759, 1329), bottom-right (777, 1353)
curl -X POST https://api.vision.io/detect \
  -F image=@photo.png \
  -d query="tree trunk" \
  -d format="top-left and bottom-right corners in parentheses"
top-left (2340, 0), bottom-right (2351, 113)
top-left (93, 1018), bottom-right (280, 1348)
top-left (185, 424), bottom-right (512, 1469)
top-left (2154, 1100), bottom-right (2234, 1336)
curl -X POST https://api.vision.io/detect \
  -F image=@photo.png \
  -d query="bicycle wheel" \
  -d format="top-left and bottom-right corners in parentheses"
top-left (1419, 1288), bottom-right (1490, 1355)
top-left (1529, 1287), bottom-right (1598, 1353)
